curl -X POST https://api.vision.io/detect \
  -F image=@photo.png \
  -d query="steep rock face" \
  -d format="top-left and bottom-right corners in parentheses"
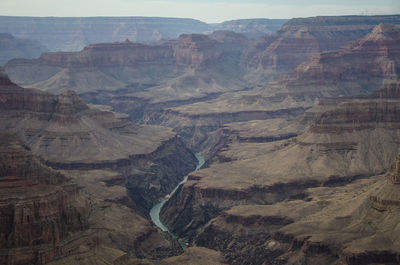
top-left (123, 135), bottom-right (198, 211)
top-left (246, 15), bottom-right (400, 80)
top-left (386, 154), bottom-right (400, 183)
top-left (171, 34), bottom-right (221, 66)
top-left (0, 68), bottom-right (55, 112)
top-left (0, 33), bottom-right (47, 65)
top-left (54, 89), bottom-right (89, 115)
top-left (0, 132), bottom-right (66, 185)
top-left (0, 132), bottom-right (90, 265)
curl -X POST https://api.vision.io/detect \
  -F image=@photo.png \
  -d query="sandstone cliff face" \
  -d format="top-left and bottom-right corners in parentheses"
top-left (171, 34), bottom-right (221, 66)
top-left (0, 68), bottom-right (55, 112)
top-left (245, 15), bottom-right (400, 80)
top-left (0, 132), bottom-right (90, 265)
top-left (270, 23), bottom-right (400, 98)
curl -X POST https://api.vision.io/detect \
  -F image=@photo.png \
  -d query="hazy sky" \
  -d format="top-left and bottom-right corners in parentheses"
top-left (1, 0), bottom-right (399, 23)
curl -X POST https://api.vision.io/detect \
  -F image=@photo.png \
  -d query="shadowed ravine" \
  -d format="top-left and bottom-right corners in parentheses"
top-left (150, 153), bottom-right (205, 249)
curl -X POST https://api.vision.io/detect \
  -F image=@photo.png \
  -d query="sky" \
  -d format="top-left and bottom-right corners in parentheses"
top-left (0, 0), bottom-right (399, 23)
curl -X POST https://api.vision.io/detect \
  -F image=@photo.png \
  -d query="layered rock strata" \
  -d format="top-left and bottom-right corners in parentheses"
top-left (0, 70), bottom-right (197, 262)
top-left (5, 32), bottom-right (248, 98)
top-left (245, 15), bottom-right (400, 81)
top-left (194, 153), bottom-right (400, 265)
top-left (0, 132), bottom-right (91, 265)
top-left (0, 70), bottom-right (197, 211)
top-left (268, 23), bottom-right (400, 99)
top-left (160, 81), bottom-right (400, 262)
top-left (196, 174), bottom-right (400, 265)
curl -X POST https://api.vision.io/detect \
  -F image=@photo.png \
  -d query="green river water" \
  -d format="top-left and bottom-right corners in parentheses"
top-left (149, 153), bottom-right (205, 249)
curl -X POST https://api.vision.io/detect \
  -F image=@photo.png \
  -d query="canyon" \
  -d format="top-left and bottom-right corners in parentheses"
top-left (0, 69), bottom-right (202, 264)
top-left (1, 14), bottom-right (400, 265)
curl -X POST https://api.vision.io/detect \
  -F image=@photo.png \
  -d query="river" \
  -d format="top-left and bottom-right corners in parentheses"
top-left (149, 153), bottom-right (205, 249)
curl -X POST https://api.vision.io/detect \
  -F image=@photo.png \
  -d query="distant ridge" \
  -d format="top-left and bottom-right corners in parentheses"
top-left (0, 33), bottom-right (47, 65)
top-left (0, 16), bottom-right (287, 51)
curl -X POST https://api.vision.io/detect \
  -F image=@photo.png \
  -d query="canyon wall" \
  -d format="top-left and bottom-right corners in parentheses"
top-left (0, 70), bottom-right (199, 263)
top-left (0, 132), bottom-right (91, 265)
top-left (245, 15), bottom-right (400, 81)
top-left (160, 79), bottom-right (400, 263)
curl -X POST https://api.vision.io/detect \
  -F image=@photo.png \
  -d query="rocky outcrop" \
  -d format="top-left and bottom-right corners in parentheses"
top-left (386, 154), bottom-right (400, 184)
top-left (170, 34), bottom-right (221, 66)
top-left (0, 132), bottom-right (91, 265)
